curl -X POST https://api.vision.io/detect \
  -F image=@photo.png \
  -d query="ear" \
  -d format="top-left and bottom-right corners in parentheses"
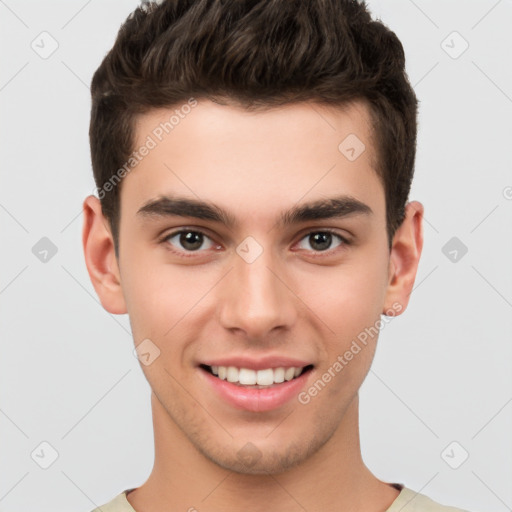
top-left (82, 195), bottom-right (127, 314)
top-left (382, 201), bottom-right (424, 315)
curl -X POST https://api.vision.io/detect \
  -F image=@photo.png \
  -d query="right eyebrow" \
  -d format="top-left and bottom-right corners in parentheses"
top-left (137, 195), bottom-right (237, 226)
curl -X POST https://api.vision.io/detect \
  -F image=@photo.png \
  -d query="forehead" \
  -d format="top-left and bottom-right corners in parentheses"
top-left (121, 99), bottom-right (384, 228)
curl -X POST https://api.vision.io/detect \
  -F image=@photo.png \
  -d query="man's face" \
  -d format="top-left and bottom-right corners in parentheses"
top-left (113, 99), bottom-right (399, 473)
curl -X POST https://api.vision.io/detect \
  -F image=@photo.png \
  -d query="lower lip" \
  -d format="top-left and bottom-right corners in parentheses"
top-left (199, 367), bottom-right (313, 412)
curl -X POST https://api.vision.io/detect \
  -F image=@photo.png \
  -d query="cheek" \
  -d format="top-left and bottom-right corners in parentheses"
top-left (301, 258), bottom-right (388, 332)
top-left (296, 251), bottom-right (389, 387)
top-left (118, 247), bottom-right (173, 340)
top-left (119, 251), bottom-right (215, 348)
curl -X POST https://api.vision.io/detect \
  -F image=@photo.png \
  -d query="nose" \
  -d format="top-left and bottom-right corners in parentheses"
top-left (218, 244), bottom-right (297, 341)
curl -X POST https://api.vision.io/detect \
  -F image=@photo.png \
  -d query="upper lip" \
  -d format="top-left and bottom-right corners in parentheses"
top-left (200, 355), bottom-right (314, 371)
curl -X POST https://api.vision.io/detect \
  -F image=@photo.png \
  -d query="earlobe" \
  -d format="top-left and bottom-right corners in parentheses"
top-left (82, 195), bottom-right (127, 314)
top-left (382, 201), bottom-right (424, 315)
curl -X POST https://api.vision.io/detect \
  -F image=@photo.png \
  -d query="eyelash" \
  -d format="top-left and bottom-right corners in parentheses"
top-left (158, 228), bottom-right (350, 259)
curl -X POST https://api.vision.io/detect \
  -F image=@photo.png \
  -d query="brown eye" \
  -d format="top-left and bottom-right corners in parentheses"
top-left (296, 231), bottom-right (347, 253)
top-left (163, 230), bottom-right (216, 253)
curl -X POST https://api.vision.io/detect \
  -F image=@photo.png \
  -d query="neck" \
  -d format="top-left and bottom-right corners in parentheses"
top-left (127, 392), bottom-right (399, 512)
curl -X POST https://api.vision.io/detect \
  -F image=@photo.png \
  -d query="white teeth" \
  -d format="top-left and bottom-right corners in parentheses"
top-left (239, 368), bottom-right (257, 385)
top-left (207, 365), bottom-right (307, 385)
top-left (256, 368), bottom-right (274, 386)
top-left (226, 366), bottom-right (239, 383)
top-left (273, 367), bottom-right (285, 383)
top-left (284, 367), bottom-right (295, 381)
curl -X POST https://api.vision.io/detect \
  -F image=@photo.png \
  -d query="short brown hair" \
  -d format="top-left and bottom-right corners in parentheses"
top-left (89, 0), bottom-right (418, 257)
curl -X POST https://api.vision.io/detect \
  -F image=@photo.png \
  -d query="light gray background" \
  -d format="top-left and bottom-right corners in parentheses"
top-left (1, 1), bottom-right (511, 511)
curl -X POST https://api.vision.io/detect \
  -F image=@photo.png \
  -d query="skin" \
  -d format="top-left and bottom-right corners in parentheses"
top-left (82, 99), bottom-right (423, 512)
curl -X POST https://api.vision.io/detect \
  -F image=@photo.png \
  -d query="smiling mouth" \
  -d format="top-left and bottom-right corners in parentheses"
top-left (199, 364), bottom-right (314, 388)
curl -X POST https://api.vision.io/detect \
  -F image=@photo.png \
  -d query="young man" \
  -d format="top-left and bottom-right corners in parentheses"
top-left (83, 1), bottom-right (470, 511)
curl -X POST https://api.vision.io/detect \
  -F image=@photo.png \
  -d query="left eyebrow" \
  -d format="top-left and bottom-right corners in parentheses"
top-left (136, 194), bottom-right (372, 228)
top-left (281, 196), bottom-right (372, 226)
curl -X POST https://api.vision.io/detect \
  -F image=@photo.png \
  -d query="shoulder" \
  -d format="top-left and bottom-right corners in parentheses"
top-left (387, 486), bottom-right (473, 512)
top-left (89, 489), bottom-right (136, 512)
